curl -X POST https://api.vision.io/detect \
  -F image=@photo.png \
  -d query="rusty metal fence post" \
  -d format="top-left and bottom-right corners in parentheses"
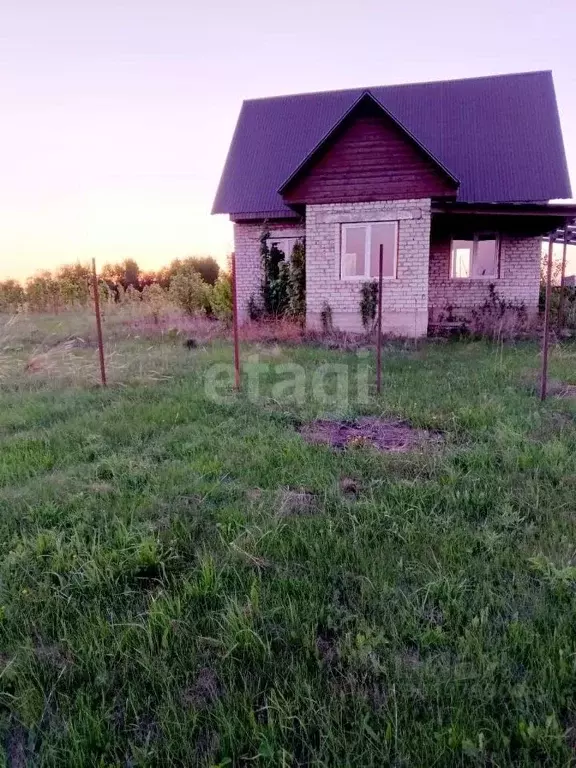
top-left (376, 244), bottom-right (384, 394)
top-left (91, 258), bottom-right (107, 387)
top-left (231, 252), bottom-right (240, 390)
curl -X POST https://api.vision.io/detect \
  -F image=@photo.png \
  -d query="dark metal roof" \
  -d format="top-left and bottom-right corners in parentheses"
top-left (213, 71), bottom-right (572, 218)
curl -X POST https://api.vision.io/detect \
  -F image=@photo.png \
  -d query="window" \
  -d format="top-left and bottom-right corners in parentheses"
top-left (451, 234), bottom-right (499, 278)
top-left (268, 237), bottom-right (300, 260)
top-left (341, 222), bottom-right (398, 280)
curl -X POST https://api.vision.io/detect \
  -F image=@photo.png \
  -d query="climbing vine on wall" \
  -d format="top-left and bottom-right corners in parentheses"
top-left (360, 281), bottom-right (379, 331)
top-left (257, 226), bottom-right (306, 320)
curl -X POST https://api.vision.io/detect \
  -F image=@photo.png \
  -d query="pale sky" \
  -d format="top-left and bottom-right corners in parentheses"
top-left (1, 0), bottom-right (575, 281)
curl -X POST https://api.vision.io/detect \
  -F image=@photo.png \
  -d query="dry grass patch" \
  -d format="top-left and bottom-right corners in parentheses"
top-left (181, 667), bottom-right (221, 710)
top-left (277, 487), bottom-right (320, 517)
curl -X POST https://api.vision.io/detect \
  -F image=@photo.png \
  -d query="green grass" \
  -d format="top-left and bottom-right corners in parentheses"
top-left (0, 325), bottom-right (575, 766)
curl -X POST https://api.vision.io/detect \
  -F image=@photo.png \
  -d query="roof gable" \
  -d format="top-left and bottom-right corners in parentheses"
top-left (212, 71), bottom-right (572, 217)
top-left (278, 91), bottom-right (459, 195)
top-left (280, 92), bottom-right (458, 204)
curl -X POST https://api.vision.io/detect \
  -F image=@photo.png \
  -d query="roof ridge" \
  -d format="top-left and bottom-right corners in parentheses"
top-left (243, 70), bottom-right (552, 104)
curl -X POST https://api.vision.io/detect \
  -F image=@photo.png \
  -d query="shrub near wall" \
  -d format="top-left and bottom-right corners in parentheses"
top-left (539, 285), bottom-right (576, 330)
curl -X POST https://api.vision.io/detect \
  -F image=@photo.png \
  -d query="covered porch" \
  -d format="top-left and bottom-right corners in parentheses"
top-left (428, 202), bottom-right (576, 331)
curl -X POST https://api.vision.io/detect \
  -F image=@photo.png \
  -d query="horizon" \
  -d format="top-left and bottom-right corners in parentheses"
top-left (2, 0), bottom-right (576, 281)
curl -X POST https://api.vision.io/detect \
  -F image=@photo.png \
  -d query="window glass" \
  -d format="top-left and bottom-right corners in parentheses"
top-left (451, 240), bottom-right (472, 278)
top-left (473, 236), bottom-right (498, 277)
top-left (451, 235), bottom-right (498, 278)
top-left (269, 238), bottom-right (297, 259)
top-left (342, 226), bottom-right (366, 277)
top-left (369, 222), bottom-right (396, 277)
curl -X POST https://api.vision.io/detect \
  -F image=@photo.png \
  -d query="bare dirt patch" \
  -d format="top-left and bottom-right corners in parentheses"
top-left (181, 667), bottom-right (221, 710)
top-left (299, 418), bottom-right (440, 453)
top-left (316, 630), bottom-right (339, 666)
top-left (339, 477), bottom-right (361, 501)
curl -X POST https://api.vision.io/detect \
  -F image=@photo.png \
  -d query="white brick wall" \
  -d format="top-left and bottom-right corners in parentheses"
top-left (428, 235), bottom-right (542, 322)
top-left (233, 210), bottom-right (542, 335)
top-left (233, 220), bottom-right (305, 321)
top-left (305, 199), bottom-right (432, 336)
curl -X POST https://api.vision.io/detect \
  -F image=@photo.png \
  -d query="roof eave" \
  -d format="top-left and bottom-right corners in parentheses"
top-left (432, 201), bottom-right (576, 219)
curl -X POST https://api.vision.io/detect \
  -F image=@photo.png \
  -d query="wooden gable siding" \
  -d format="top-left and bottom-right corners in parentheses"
top-left (282, 102), bottom-right (457, 205)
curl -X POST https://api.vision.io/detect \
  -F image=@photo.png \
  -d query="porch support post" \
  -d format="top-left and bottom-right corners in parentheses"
top-left (557, 226), bottom-right (568, 332)
top-left (540, 235), bottom-right (554, 401)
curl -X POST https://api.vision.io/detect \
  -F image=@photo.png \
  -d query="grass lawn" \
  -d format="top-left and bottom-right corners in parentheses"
top-left (0, 322), bottom-right (575, 766)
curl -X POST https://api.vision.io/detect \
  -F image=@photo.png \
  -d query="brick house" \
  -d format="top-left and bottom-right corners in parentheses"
top-left (213, 71), bottom-right (575, 336)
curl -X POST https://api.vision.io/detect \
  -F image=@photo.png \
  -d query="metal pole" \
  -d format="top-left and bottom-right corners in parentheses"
top-left (557, 226), bottom-right (568, 332)
top-left (91, 258), bottom-right (107, 387)
top-left (231, 252), bottom-right (241, 391)
top-left (540, 235), bottom-right (554, 401)
top-left (376, 244), bottom-right (384, 394)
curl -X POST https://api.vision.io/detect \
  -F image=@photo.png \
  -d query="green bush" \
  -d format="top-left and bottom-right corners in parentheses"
top-left (539, 284), bottom-right (576, 329)
top-left (169, 267), bottom-right (206, 315)
top-left (210, 272), bottom-right (233, 321)
top-left (142, 283), bottom-right (170, 323)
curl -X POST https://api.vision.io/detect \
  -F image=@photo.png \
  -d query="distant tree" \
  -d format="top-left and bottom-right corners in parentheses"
top-left (169, 265), bottom-right (206, 315)
top-left (0, 280), bottom-right (25, 313)
top-left (123, 259), bottom-right (140, 287)
top-left (101, 262), bottom-right (124, 283)
top-left (101, 259), bottom-right (141, 289)
top-left (140, 270), bottom-right (159, 288)
top-left (186, 256), bottom-right (219, 286)
top-left (159, 257), bottom-right (220, 289)
top-left (55, 263), bottom-right (91, 306)
top-left (26, 271), bottom-right (60, 312)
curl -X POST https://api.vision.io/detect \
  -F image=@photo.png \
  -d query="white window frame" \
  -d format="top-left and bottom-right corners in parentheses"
top-left (450, 233), bottom-right (500, 280)
top-left (340, 221), bottom-right (398, 281)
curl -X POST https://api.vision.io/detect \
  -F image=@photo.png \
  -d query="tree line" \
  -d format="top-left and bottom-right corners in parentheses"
top-left (0, 256), bottom-right (232, 319)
